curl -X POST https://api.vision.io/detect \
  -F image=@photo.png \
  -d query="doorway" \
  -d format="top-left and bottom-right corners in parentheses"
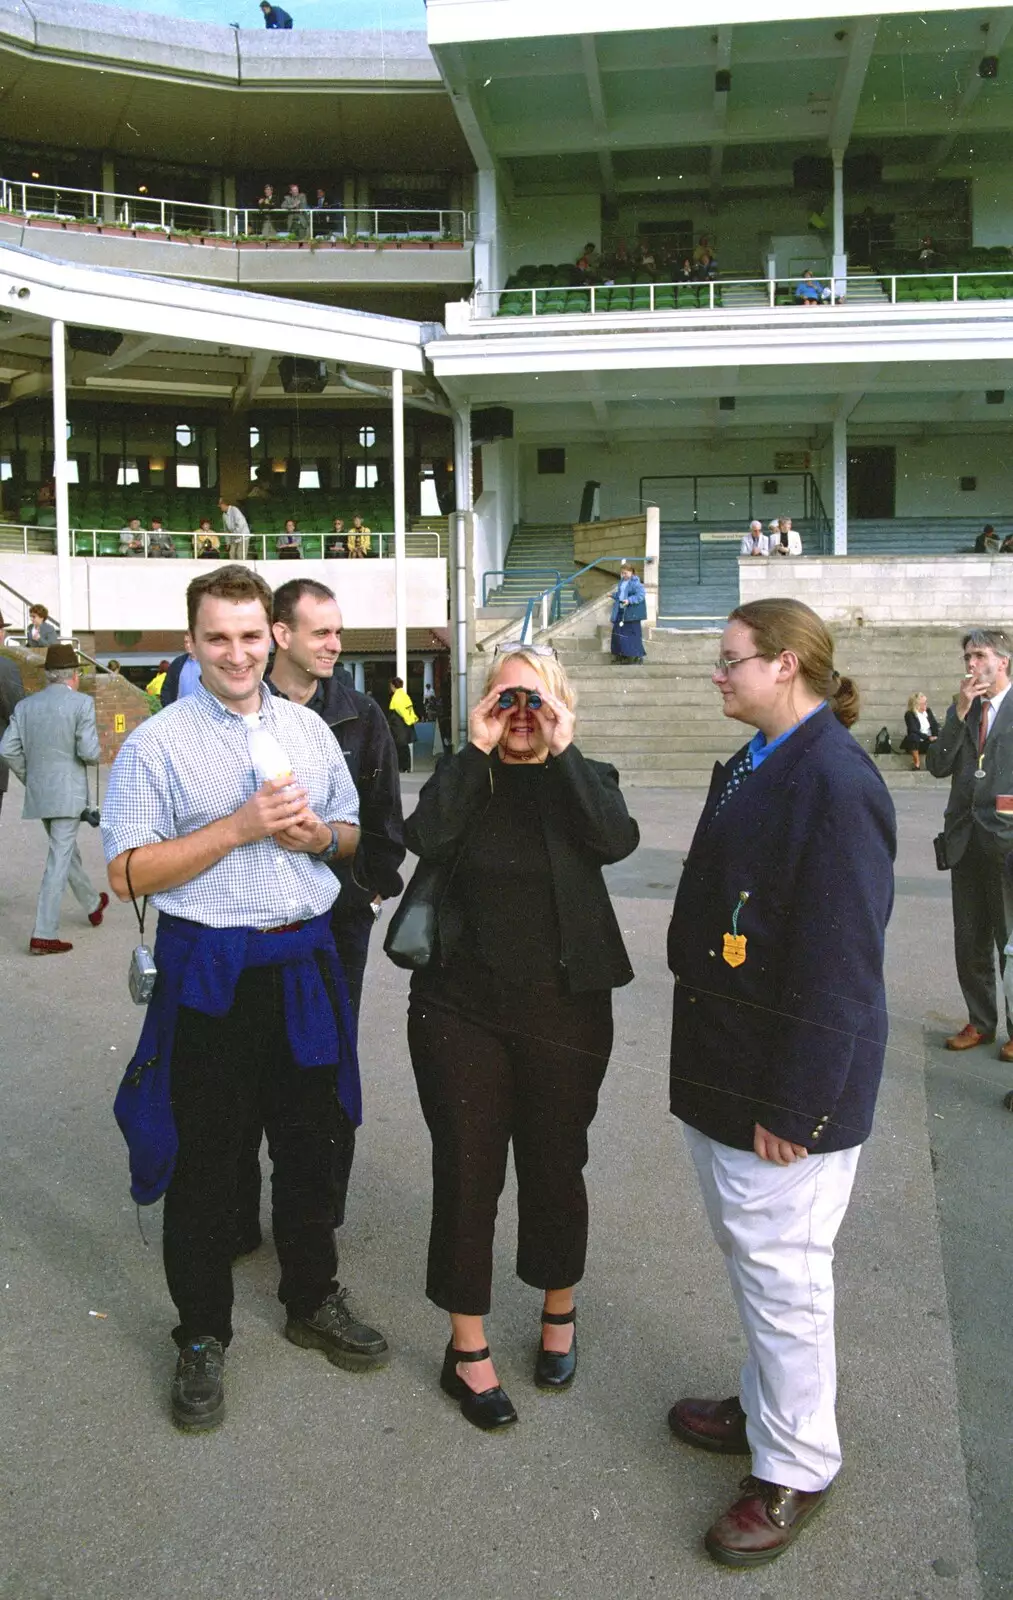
top-left (847, 447), bottom-right (896, 518)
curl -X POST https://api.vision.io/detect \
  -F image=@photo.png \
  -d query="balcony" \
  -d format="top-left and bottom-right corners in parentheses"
top-left (0, 180), bottom-right (473, 292)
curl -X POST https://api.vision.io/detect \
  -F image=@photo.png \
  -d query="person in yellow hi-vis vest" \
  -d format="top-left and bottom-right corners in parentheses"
top-left (387, 677), bottom-right (418, 773)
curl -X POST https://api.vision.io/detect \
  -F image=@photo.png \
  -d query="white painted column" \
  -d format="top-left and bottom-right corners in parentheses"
top-left (392, 367), bottom-right (408, 685)
top-left (832, 148), bottom-right (847, 294)
top-left (833, 414), bottom-right (848, 555)
top-left (644, 503), bottom-right (660, 626)
top-left (473, 169), bottom-right (501, 296)
top-left (51, 320), bottom-right (74, 640)
top-left (451, 406), bottom-right (473, 749)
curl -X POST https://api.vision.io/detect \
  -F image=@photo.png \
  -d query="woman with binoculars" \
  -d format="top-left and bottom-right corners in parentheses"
top-left (404, 644), bottom-right (639, 1430)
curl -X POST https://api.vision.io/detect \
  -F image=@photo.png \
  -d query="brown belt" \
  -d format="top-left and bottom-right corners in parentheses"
top-left (255, 920), bottom-right (305, 935)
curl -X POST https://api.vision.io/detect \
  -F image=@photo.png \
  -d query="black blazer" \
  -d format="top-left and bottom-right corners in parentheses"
top-left (901, 707), bottom-right (939, 750)
top-left (926, 691), bottom-right (1013, 865)
top-left (668, 707), bottom-right (896, 1152)
top-left (404, 741), bottom-right (639, 993)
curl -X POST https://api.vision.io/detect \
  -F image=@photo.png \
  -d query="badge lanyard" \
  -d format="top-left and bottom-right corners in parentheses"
top-left (975, 701), bottom-right (990, 780)
top-left (723, 890), bottom-right (750, 967)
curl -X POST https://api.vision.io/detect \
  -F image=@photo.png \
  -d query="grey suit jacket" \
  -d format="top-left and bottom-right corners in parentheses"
top-left (0, 682), bottom-right (100, 819)
top-left (926, 692), bottom-right (1013, 865)
top-left (0, 654), bottom-right (25, 795)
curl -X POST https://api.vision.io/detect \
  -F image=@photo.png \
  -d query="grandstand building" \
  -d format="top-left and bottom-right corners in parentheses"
top-left (0, 0), bottom-right (1012, 772)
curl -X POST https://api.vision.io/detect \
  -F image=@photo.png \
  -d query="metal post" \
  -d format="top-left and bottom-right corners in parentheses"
top-left (833, 413), bottom-right (848, 555)
top-left (452, 407), bottom-right (472, 751)
top-left (392, 367), bottom-right (408, 685)
top-left (832, 148), bottom-right (847, 295)
top-left (51, 320), bottom-right (74, 640)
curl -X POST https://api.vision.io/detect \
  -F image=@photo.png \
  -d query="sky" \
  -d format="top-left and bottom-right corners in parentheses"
top-left (98, 0), bottom-right (427, 28)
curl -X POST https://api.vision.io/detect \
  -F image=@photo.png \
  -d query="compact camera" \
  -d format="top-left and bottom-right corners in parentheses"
top-left (498, 687), bottom-right (542, 710)
top-left (128, 944), bottom-right (158, 1005)
top-left (80, 807), bottom-right (101, 828)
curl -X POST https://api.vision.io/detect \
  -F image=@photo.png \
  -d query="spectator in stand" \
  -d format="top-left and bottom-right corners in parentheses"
top-left (917, 235), bottom-right (941, 269)
top-left (771, 516), bottom-right (803, 557)
top-left (218, 496), bottom-right (251, 560)
top-left (36, 478), bottom-right (55, 509)
top-left (277, 518), bottom-right (302, 560)
top-left (312, 188), bottom-right (333, 236)
top-left (693, 252), bottom-right (718, 283)
top-left (1000, 533), bottom-right (1013, 555)
top-left (193, 517), bottom-right (220, 558)
top-left (974, 524), bottom-right (1000, 554)
top-left (281, 183), bottom-right (309, 239)
top-left (148, 517), bottom-right (177, 558)
top-left (326, 518), bottom-right (348, 558)
top-left (120, 517), bottom-right (145, 557)
top-left (740, 520), bottom-right (769, 557)
top-left (677, 257), bottom-right (694, 283)
top-left (347, 514), bottom-right (371, 559)
top-left (795, 269), bottom-right (825, 306)
top-left (638, 242), bottom-right (657, 273)
top-left (260, 2), bottom-right (293, 25)
top-left (26, 605), bottom-right (59, 647)
top-left (609, 239), bottom-right (630, 276)
top-left (576, 244), bottom-right (599, 282)
top-left (256, 184), bottom-right (277, 238)
top-left (692, 234), bottom-right (713, 265)
top-left (900, 691), bottom-right (939, 771)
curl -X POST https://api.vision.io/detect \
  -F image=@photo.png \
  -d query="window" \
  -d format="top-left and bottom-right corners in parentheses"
top-left (537, 448), bottom-right (566, 475)
top-left (175, 424), bottom-right (194, 448)
top-left (298, 467), bottom-right (321, 489)
top-left (419, 465), bottom-right (440, 516)
top-left (355, 463), bottom-right (379, 489)
top-left (358, 426), bottom-right (376, 449)
top-left (50, 457), bottom-right (80, 483)
top-left (176, 462), bottom-right (202, 489)
top-left (249, 426), bottom-right (260, 449)
top-left (0, 456), bottom-right (11, 481)
top-left (116, 459), bottom-right (139, 486)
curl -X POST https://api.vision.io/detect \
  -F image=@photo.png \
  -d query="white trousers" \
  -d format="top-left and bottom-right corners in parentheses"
top-left (684, 1124), bottom-right (861, 1493)
top-left (34, 817), bottom-right (101, 939)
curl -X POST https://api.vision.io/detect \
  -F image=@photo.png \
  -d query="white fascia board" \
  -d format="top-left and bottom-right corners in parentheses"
top-left (0, 245), bottom-right (425, 373)
top-left (427, 313), bottom-right (1013, 377)
top-left (427, 0), bottom-right (986, 46)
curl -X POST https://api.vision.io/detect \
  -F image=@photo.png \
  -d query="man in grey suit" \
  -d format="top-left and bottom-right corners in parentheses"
top-left (0, 643), bottom-right (109, 954)
top-left (0, 611), bottom-right (25, 817)
top-left (927, 628), bottom-right (1013, 1072)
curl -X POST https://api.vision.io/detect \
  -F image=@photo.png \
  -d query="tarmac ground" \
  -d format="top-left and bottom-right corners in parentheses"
top-left (1, 776), bottom-right (1010, 1600)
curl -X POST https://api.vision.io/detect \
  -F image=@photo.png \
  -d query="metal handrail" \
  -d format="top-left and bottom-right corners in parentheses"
top-left (0, 177), bottom-right (469, 243)
top-left (0, 524), bottom-right (441, 560)
top-left (519, 556), bottom-right (646, 644)
top-left (475, 267), bottom-right (1013, 319)
top-left (641, 472), bottom-right (832, 555)
top-left (482, 566), bottom-right (563, 605)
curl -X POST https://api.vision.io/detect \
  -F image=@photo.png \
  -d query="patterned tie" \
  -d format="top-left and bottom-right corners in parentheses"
top-left (710, 747), bottom-right (754, 821)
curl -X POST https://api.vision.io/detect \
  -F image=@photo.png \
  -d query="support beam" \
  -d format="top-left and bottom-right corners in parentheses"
top-left (392, 366), bottom-right (407, 686)
top-left (828, 16), bottom-right (878, 150)
top-left (709, 27), bottom-right (733, 195)
top-left (51, 320), bottom-right (74, 638)
top-left (93, 333), bottom-right (161, 376)
top-left (927, 10), bottom-right (1013, 174)
top-left (451, 406), bottom-right (472, 751)
top-left (832, 148), bottom-right (846, 288)
top-left (580, 34), bottom-right (616, 204)
top-left (231, 349), bottom-right (271, 412)
top-left (582, 371), bottom-right (609, 428)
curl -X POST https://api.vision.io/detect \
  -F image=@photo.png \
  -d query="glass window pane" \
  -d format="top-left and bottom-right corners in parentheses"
top-left (355, 463), bottom-right (379, 489)
top-left (117, 460), bottom-right (139, 486)
top-left (175, 424), bottom-right (194, 448)
top-left (298, 467), bottom-right (320, 489)
top-left (358, 426), bottom-right (376, 449)
top-left (176, 462), bottom-right (202, 488)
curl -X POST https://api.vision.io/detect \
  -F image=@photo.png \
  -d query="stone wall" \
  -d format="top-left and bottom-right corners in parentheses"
top-left (739, 554), bottom-right (1013, 626)
top-left (0, 648), bottom-right (151, 764)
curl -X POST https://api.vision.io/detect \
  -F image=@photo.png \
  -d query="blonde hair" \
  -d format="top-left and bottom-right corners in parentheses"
top-left (483, 648), bottom-right (577, 712)
top-left (906, 690), bottom-right (925, 713)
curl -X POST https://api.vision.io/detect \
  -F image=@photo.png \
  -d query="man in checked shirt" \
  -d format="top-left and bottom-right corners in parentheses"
top-left (101, 564), bottom-right (389, 1432)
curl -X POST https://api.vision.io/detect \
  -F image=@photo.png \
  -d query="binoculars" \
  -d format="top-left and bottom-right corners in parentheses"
top-left (498, 687), bottom-right (542, 710)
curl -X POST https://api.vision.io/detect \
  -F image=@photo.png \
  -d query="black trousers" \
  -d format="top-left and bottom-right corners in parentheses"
top-left (163, 965), bottom-right (344, 1347)
top-left (236, 907), bottom-right (372, 1235)
top-left (407, 986), bottom-right (612, 1315)
top-left (951, 829), bottom-right (1013, 1036)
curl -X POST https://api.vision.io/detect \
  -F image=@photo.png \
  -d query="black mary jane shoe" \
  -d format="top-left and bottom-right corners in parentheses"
top-left (440, 1342), bottom-right (518, 1431)
top-left (534, 1308), bottom-right (577, 1390)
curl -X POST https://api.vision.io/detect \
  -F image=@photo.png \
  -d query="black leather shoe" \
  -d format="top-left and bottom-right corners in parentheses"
top-left (534, 1307), bottom-right (577, 1390)
top-left (171, 1336), bottom-right (225, 1431)
top-left (440, 1342), bottom-right (518, 1431)
top-left (285, 1287), bottom-right (390, 1371)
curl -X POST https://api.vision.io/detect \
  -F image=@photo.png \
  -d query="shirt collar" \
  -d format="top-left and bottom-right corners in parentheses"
top-left (747, 701), bottom-right (826, 768)
top-left (986, 684), bottom-right (1010, 717)
top-left (194, 678), bottom-right (271, 722)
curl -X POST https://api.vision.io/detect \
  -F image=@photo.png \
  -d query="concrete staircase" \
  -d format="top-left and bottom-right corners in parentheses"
top-left (719, 280), bottom-right (770, 308)
top-left (484, 522), bottom-right (578, 615)
top-left (844, 273), bottom-right (891, 306)
top-left (659, 520), bottom-right (824, 628)
top-left (558, 624), bottom-right (967, 788)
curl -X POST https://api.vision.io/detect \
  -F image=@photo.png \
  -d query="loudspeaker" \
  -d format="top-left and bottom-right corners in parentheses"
top-left (471, 406), bottom-right (513, 444)
top-left (979, 55), bottom-right (999, 78)
top-left (719, 396), bottom-right (735, 411)
top-left (986, 390), bottom-right (1005, 405)
top-left (279, 357), bottom-right (328, 394)
top-left (68, 326), bottom-right (122, 357)
top-left (793, 156), bottom-right (833, 193)
top-left (843, 152), bottom-right (882, 188)
top-left (714, 69), bottom-right (731, 92)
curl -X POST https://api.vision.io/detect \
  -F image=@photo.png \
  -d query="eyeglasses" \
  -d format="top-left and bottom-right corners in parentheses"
top-left (495, 641), bottom-right (556, 658)
top-left (713, 653), bottom-right (764, 674)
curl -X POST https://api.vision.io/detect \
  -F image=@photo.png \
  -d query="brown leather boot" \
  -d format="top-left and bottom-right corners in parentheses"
top-left (705, 1475), bottom-right (833, 1567)
top-left (667, 1395), bottom-right (749, 1454)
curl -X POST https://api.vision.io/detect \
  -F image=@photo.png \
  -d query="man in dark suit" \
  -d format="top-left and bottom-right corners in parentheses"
top-left (926, 628), bottom-right (1013, 1072)
top-left (0, 612), bottom-right (25, 817)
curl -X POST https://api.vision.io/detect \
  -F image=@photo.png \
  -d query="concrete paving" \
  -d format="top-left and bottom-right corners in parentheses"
top-left (0, 776), bottom-right (1004, 1600)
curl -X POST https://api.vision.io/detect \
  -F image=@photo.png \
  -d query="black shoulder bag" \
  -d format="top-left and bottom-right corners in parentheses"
top-left (382, 858), bottom-right (450, 971)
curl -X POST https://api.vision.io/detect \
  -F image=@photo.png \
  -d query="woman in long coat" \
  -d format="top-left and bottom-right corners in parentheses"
top-left (610, 562), bottom-right (647, 663)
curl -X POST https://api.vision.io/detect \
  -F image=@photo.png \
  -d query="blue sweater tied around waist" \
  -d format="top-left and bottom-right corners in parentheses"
top-left (114, 911), bottom-right (359, 1206)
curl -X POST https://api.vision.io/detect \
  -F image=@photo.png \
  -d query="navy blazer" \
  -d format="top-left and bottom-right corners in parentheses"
top-left (667, 706), bottom-right (896, 1152)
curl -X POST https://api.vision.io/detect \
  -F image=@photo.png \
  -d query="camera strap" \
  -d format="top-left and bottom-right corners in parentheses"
top-left (124, 849), bottom-right (148, 943)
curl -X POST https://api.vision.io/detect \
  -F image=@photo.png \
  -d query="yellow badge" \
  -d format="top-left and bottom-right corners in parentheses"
top-left (722, 932), bottom-right (747, 968)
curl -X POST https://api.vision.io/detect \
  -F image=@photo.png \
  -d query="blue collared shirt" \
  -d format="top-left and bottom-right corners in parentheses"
top-left (101, 681), bottom-right (359, 929)
top-left (748, 702), bottom-right (826, 769)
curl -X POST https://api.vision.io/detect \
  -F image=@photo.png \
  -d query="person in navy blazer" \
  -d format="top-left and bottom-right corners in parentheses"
top-left (665, 597), bottom-right (896, 1570)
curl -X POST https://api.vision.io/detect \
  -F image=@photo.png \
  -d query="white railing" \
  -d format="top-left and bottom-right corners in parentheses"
top-left (474, 268), bottom-right (1013, 319)
top-left (0, 178), bottom-right (470, 243)
top-left (0, 524), bottom-right (441, 559)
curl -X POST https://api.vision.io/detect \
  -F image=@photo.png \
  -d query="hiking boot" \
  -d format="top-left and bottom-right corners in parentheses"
top-left (285, 1286), bottom-right (390, 1372)
top-left (171, 1336), bottom-right (225, 1431)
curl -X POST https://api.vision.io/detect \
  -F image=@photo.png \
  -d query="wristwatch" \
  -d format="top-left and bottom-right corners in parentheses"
top-left (314, 824), bottom-right (341, 864)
